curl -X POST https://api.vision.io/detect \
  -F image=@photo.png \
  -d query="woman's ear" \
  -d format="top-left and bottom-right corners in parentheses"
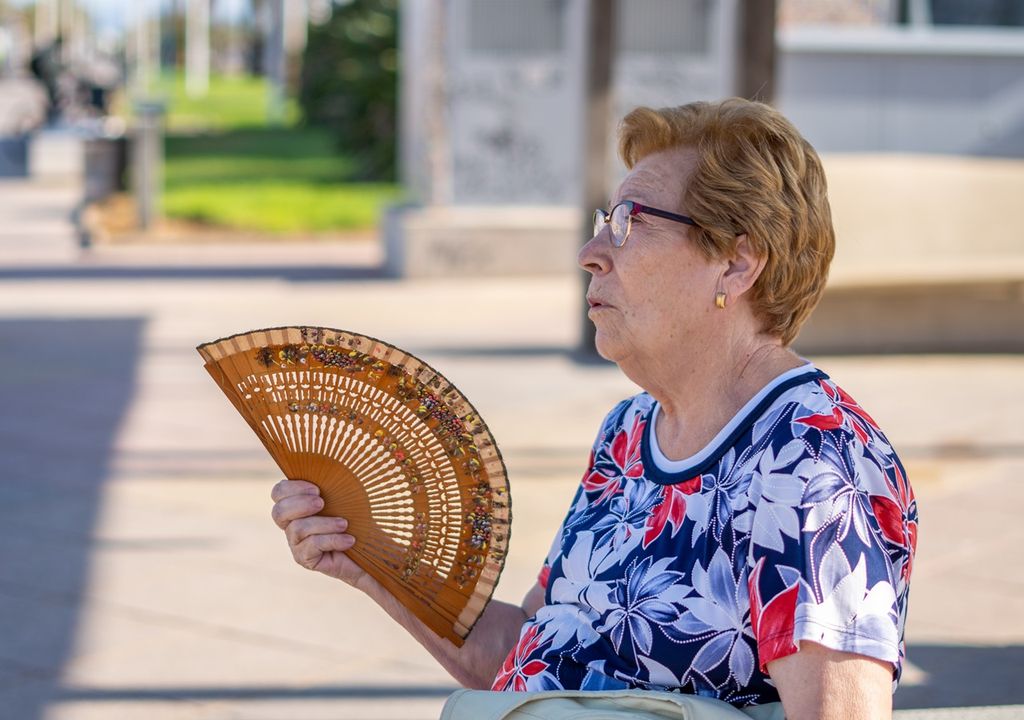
top-left (721, 234), bottom-right (767, 299)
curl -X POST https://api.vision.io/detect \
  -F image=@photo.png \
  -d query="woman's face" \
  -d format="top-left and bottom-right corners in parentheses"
top-left (579, 146), bottom-right (723, 367)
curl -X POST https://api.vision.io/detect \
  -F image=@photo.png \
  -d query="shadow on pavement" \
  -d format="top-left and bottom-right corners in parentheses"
top-left (0, 317), bottom-right (146, 720)
top-left (896, 644), bottom-right (1024, 709)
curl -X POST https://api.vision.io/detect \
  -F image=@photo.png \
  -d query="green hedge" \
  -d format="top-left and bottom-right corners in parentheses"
top-left (299, 0), bottom-right (398, 181)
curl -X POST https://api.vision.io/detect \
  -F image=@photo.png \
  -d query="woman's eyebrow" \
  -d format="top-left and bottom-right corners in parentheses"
top-left (620, 194), bottom-right (654, 207)
top-left (616, 183), bottom-right (659, 206)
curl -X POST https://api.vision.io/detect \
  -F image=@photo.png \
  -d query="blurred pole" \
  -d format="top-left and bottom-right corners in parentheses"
top-left (60, 0), bottom-right (73, 63)
top-left (70, 0), bottom-right (87, 67)
top-left (909, 0), bottom-right (932, 26)
top-left (309, 0), bottom-right (332, 26)
top-left (283, 0), bottom-right (307, 95)
top-left (133, 0), bottom-right (160, 95)
top-left (185, 0), bottom-right (210, 98)
top-left (578, 0), bottom-right (614, 357)
top-left (895, 0), bottom-right (932, 25)
top-left (264, 0), bottom-right (285, 124)
top-left (426, 0), bottom-right (450, 206)
top-left (151, 3), bottom-right (162, 80)
top-left (133, 2), bottom-right (150, 93)
top-left (34, 0), bottom-right (58, 49)
top-left (736, 0), bottom-right (777, 102)
top-left (133, 100), bottom-right (165, 231)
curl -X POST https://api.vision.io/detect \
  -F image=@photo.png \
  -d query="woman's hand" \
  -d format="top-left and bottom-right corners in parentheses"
top-left (270, 478), bottom-right (367, 590)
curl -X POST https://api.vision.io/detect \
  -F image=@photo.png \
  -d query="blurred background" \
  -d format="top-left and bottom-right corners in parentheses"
top-left (0, 1), bottom-right (1022, 719)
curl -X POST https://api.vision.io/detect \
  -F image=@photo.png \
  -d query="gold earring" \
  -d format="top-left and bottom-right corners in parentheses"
top-left (715, 291), bottom-right (727, 309)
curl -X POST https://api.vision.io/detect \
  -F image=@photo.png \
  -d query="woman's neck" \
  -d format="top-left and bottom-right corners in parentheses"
top-left (630, 332), bottom-right (805, 462)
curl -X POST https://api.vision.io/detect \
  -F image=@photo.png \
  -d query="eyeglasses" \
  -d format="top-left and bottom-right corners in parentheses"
top-left (592, 200), bottom-right (698, 248)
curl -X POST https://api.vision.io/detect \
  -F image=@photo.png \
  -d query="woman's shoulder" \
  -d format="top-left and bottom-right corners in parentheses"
top-left (779, 373), bottom-right (894, 449)
top-left (763, 372), bottom-right (908, 498)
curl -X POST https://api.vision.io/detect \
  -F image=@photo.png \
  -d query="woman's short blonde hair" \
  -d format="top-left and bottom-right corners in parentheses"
top-left (618, 98), bottom-right (835, 346)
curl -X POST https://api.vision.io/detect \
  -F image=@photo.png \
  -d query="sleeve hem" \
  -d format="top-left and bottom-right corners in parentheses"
top-left (758, 620), bottom-right (900, 674)
top-left (537, 564), bottom-right (551, 590)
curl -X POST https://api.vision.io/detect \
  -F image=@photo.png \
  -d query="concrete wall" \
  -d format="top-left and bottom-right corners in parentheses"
top-left (777, 26), bottom-right (1024, 158)
top-left (400, 4), bottom-right (1024, 208)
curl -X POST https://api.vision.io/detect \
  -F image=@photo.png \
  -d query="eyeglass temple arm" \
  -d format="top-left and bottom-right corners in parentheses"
top-left (631, 202), bottom-right (698, 227)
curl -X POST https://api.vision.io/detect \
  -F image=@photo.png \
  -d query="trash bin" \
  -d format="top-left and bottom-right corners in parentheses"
top-left (0, 135), bottom-right (28, 178)
top-left (84, 134), bottom-right (126, 202)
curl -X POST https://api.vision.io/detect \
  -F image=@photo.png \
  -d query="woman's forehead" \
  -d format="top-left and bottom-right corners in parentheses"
top-left (613, 167), bottom-right (683, 206)
top-left (613, 147), bottom-right (697, 206)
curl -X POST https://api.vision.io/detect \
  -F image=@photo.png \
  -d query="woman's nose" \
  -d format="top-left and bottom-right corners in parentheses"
top-left (578, 229), bottom-right (610, 275)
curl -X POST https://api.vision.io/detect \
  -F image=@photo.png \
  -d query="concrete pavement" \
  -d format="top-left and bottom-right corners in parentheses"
top-left (0, 178), bottom-right (1022, 719)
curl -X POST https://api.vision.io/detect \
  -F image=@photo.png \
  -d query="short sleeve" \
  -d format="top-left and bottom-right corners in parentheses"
top-left (746, 433), bottom-right (913, 680)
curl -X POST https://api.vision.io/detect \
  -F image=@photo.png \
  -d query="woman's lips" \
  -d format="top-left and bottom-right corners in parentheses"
top-left (587, 296), bottom-right (612, 312)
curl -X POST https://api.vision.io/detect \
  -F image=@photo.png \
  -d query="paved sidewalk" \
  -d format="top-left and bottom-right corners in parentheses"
top-left (0, 179), bottom-right (1021, 719)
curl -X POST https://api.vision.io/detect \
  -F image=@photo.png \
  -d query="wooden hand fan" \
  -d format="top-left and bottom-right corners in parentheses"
top-left (196, 326), bottom-right (510, 646)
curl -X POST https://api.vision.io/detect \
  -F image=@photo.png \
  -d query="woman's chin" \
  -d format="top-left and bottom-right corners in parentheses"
top-left (592, 331), bottom-right (625, 364)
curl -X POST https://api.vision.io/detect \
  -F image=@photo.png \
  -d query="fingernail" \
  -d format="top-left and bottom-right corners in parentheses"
top-left (336, 518), bottom-right (348, 530)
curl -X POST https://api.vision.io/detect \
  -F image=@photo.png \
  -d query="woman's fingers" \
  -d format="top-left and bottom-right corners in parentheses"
top-left (270, 479), bottom-right (366, 585)
top-left (270, 478), bottom-right (320, 503)
top-left (269, 478), bottom-right (364, 586)
top-left (293, 532), bottom-right (356, 570)
top-left (271, 492), bottom-right (324, 529)
top-left (285, 516), bottom-right (349, 548)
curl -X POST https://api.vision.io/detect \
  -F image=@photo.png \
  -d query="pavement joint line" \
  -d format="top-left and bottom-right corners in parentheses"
top-left (50, 684), bottom-right (459, 702)
top-left (0, 579), bottom-right (376, 664)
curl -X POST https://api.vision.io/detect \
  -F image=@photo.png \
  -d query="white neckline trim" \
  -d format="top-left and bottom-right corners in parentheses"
top-left (649, 362), bottom-right (816, 473)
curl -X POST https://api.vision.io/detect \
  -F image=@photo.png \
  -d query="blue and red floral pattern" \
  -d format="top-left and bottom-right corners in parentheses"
top-left (491, 369), bottom-right (917, 707)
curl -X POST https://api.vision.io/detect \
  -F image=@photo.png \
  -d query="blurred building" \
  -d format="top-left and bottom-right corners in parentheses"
top-left (780, 0), bottom-right (1024, 157)
top-left (399, 0), bottom-right (1024, 209)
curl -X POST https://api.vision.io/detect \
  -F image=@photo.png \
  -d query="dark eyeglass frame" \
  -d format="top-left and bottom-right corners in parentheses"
top-left (592, 200), bottom-right (699, 248)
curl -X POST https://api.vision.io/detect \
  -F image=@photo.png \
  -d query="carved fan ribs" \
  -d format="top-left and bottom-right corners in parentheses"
top-left (197, 326), bottom-right (511, 646)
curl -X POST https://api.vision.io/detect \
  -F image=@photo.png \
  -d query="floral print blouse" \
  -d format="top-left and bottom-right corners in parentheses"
top-left (492, 366), bottom-right (917, 707)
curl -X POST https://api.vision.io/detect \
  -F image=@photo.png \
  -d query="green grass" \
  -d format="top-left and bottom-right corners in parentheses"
top-left (163, 181), bottom-right (398, 233)
top-left (136, 72), bottom-right (400, 234)
top-left (155, 71), bottom-right (300, 131)
top-left (164, 127), bottom-right (399, 234)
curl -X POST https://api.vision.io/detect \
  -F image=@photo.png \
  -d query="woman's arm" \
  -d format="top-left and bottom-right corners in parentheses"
top-left (767, 641), bottom-right (894, 720)
top-left (271, 478), bottom-right (542, 689)
top-left (359, 572), bottom-right (545, 688)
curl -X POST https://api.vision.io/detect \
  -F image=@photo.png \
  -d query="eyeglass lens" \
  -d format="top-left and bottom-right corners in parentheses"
top-left (592, 209), bottom-right (606, 238)
top-left (610, 204), bottom-right (630, 246)
top-left (593, 204), bottom-right (632, 246)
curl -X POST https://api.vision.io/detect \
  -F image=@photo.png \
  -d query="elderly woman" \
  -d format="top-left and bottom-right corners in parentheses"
top-left (270, 99), bottom-right (917, 718)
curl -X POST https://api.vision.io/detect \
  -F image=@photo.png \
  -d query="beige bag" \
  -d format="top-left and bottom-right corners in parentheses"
top-left (440, 689), bottom-right (785, 720)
